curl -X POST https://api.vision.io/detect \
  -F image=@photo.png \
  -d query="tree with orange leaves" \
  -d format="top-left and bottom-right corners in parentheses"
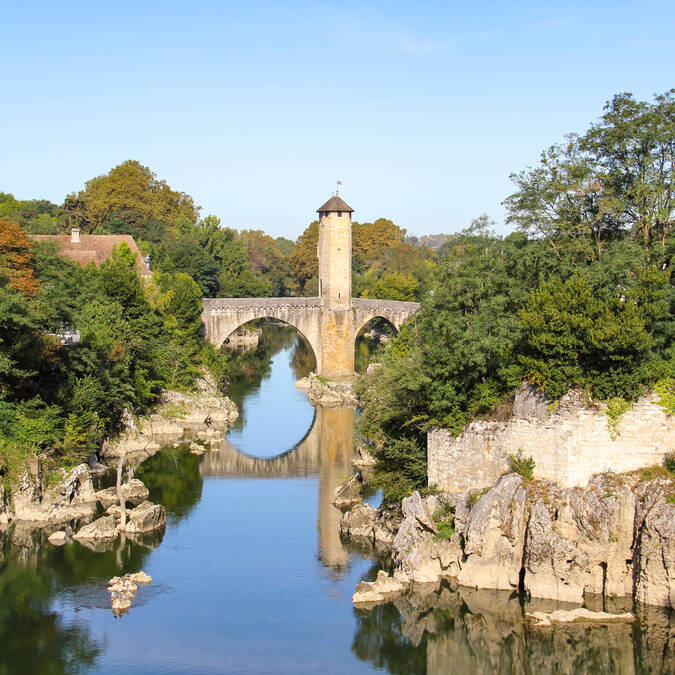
top-left (0, 217), bottom-right (40, 298)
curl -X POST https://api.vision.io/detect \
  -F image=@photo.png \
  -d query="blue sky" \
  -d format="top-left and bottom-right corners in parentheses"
top-left (2, 1), bottom-right (673, 238)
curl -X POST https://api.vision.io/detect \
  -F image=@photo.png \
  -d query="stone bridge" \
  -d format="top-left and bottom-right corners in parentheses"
top-left (202, 296), bottom-right (419, 377)
top-left (201, 193), bottom-right (421, 378)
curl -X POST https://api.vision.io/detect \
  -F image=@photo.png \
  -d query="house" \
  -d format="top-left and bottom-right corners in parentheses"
top-left (31, 228), bottom-right (151, 276)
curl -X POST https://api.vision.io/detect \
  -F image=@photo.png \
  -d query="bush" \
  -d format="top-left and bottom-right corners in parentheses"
top-left (664, 451), bottom-right (675, 474)
top-left (434, 521), bottom-right (456, 541)
top-left (506, 451), bottom-right (535, 481)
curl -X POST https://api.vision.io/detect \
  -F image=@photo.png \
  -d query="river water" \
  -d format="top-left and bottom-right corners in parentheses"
top-left (0, 325), bottom-right (672, 674)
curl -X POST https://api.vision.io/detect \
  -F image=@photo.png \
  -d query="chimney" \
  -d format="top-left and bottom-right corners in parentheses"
top-left (71, 228), bottom-right (80, 243)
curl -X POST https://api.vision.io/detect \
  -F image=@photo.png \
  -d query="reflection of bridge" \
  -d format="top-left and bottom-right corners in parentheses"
top-left (200, 407), bottom-right (355, 570)
top-left (202, 195), bottom-right (419, 377)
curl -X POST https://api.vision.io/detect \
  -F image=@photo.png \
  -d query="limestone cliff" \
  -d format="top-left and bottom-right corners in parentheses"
top-left (341, 471), bottom-right (675, 608)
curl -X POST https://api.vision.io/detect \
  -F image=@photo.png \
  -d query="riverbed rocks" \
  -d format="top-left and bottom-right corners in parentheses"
top-left (353, 570), bottom-right (406, 607)
top-left (341, 470), bottom-right (675, 609)
top-left (526, 607), bottom-right (635, 627)
top-left (305, 374), bottom-right (359, 407)
top-left (333, 473), bottom-right (363, 508)
top-left (96, 479), bottom-right (149, 508)
top-left (0, 484), bottom-right (8, 525)
top-left (47, 530), bottom-right (67, 546)
top-left (189, 441), bottom-right (207, 455)
top-left (339, 502), bottom-right (400, 549)
top-left (108, 572), bottom-right (152, 615)
top-left (119, 501), bottom-right (166, 534)
top-left (73, 515), bottom-right (117, 542)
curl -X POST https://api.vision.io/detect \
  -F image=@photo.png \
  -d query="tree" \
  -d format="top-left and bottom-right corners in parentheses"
top-left (584, 90), bottom-right (674, 249)
top-left (290, 221), bottom-right (319, 294)
top-left (0, 218), bottom-right (40, 298)
top-left (518, 272), bottom-right (658, 400)
top-left (74, 160), bottom-right (200, 232)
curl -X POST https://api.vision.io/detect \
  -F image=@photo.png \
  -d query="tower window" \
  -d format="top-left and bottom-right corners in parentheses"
top-left (337, 212), bottom-right (342, 217)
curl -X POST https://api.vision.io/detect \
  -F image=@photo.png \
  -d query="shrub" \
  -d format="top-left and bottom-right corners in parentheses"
top-left (506, 451), bottom-right (536, 481)
top-left (468, 488), bottom-right (489, 507)
top-left (664, 451), bottom-right (675, 474)
top-left (434, 521), bottom-right (456, 541)
top-left (605, 397), bottom-right (631, 438)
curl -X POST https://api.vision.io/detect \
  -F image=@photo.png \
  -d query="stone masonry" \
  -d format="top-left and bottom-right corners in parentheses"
top-left (428, 385), bottom-right (675, 491)
top-left (201, 195), bottom-right (419, 378)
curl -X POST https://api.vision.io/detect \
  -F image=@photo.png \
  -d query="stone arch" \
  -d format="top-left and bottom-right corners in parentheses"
top-left (202, 298), bottom-right (323, 372)
top-left (354, 314), bottom-right (399, 341)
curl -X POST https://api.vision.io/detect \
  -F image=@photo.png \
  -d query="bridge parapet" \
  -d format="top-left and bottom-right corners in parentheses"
top-left (352, 298), bottom-right (421, 314)
top-left (203, 297), bottom-right (321, 312)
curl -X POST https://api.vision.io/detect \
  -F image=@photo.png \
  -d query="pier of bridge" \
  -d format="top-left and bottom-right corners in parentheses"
top-left (202, 195), bottom-right (420, 378)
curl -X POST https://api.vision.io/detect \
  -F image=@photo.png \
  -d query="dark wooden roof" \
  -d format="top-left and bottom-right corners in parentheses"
top-left (316, 195), bottom-right (353, 213)
top-left (30, 234), bottom-right (151, 275)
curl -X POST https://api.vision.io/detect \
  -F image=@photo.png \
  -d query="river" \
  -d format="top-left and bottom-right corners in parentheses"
top-left (0, 325), bottom-right (672, 674)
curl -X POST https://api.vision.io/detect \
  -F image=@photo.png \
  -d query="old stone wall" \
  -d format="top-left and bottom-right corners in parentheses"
top-left (428, 386), bottom-right (674, 491)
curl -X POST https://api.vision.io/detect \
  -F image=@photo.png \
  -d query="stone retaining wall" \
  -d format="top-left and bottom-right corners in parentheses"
top-left (428, 386), bottom-right (674, 490)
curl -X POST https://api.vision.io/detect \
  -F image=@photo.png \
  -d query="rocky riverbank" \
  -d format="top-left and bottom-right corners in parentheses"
top-left (101, 373), bottom-right (238, 464)
top-left (0, 371), bottom-right (238, 529)
top-left (340, 470), bottom-right (675, 609)
top-left (352, 578), bottom-right (674, 674)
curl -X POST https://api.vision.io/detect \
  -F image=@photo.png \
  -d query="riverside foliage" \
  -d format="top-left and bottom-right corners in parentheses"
top-left (358, 90), bottom-right (674, 502)
top-left (0, 223), bottom-right (226, 484)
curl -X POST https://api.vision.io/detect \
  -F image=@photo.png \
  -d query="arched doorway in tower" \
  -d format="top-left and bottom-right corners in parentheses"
top-left (354, 316), bottom-right (398, 374)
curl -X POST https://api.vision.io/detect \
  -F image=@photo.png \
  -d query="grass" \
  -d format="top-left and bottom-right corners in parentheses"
top-left (158, 401), bottom-right (188, 419)
top-left (639, 464), bottom-right (673, 481)
top-left (653, 377), bottom-right (675, 415)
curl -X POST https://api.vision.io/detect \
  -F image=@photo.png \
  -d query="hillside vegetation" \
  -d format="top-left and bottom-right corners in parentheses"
top-left (357, 90), bottom-right (675, 501)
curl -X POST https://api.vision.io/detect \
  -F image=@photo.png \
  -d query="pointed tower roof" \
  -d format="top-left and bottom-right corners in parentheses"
top-left (316, 195), bottom-right (354, 213)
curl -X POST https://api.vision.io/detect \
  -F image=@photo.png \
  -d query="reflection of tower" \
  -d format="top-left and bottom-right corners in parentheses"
top-left (316, 406), bottom-right (354, 571)
top-left (317, 195), bottom-right (355, 378)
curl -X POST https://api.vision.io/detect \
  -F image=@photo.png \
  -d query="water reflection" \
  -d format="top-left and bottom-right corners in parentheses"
top-left (196, 405), bottom-right (355, 573)
top-left (352, 579), bottom-right (675, 674)
top-left (0, 522), bottom-right (162, 674)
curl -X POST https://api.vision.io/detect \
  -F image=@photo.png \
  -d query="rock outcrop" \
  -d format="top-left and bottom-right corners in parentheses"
top-left (458, 474), bottom-right (527, 592)
top-left (305, 374), bottom-right (358, 407)
top-left (341, 471), bottom-right (675, 608)
top-left (11, 463), bottom-right (98, 523)
top-left (101, 371), bottom-right (238, 463)
top-left (96, 479), bottom-right (149, 508)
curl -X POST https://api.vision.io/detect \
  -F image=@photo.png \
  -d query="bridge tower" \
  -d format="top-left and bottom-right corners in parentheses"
top-left (316, 194), bottom-right (355, 378)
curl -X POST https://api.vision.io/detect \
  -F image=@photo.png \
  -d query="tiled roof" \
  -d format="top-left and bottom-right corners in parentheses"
top-left (30, 234), bottom-right (151, 275)
top-left (316, 195), bottom-right (354, 213)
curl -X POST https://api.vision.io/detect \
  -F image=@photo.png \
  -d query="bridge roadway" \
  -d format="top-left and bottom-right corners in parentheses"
top-left (202, 296), bottom-right (420, 376)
